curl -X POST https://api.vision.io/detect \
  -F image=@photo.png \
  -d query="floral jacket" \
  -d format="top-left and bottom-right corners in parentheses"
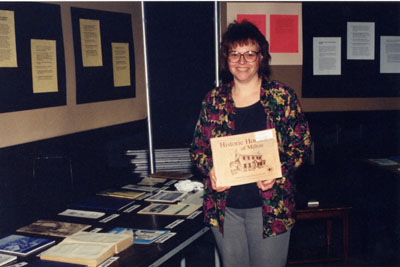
top-left (189, 78), bottom-right (312, 238)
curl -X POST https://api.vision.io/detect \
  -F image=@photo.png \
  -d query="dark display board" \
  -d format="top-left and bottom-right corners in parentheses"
top-left (0, 2), bottom-right (66, 113)
top-left (145, 2), bottom-right (216, 148)
top-left (302, 2), bottom-right (400, 98)
top-left (71, 7), bottom-right (135, 104)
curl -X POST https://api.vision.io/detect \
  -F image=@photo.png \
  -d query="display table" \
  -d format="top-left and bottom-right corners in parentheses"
top-left (5, 179), bottom-right (213, 267)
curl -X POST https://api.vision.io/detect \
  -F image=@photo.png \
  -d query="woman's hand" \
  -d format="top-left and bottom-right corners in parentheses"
top-left (210, 168), bottom-right (231, 192)
top-left (257, 179), bottom-right (276, 191)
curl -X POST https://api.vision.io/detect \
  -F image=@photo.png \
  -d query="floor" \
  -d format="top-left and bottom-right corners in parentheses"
top-left (161, 229), bottom-right (400, 267)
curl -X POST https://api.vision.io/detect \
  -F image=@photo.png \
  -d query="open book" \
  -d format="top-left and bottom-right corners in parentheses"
top-left (40, 232), bottom-right (132, 266)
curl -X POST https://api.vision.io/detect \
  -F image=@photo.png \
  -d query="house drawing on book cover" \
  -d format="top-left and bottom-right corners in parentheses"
top-left (0, 234), bottom-right (55, 256)
top-left (108, 227), bottom-right (170, 245)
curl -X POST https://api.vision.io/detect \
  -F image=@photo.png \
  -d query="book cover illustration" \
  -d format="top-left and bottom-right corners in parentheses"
top-left (96, 189), bottom-right (145, 200)
top-left (144, 190), bottom-right (187, 203)
top-left (137, 203), bottom-right (202, 216)
top-left (17, 220), bottom-right (91, 237)
top-left (0, 234), bottom-right (55, 256)
top-left (108, 228), bottom-right (170, 245)
top-left (137, 176), bottom-right (167, 186)
top-left (69, 196), bottom-right (135, 211)
top-left (121, 184), bottom-right (159, 192)
top-left (58, 209), bottom-right (105, 219)
top-left (210, 129), bottom-right (282, 187)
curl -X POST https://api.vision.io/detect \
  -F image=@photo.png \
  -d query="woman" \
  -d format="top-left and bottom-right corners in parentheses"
top-left (190, 20), bottom-right (311, 267)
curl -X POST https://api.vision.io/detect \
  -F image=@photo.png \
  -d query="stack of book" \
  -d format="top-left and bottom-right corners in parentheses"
top-left (126, 148), bottom-right (194, 178)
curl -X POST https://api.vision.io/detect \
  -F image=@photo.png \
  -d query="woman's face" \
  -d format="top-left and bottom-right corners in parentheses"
top-left (227, 41), bottom-right (261, 84)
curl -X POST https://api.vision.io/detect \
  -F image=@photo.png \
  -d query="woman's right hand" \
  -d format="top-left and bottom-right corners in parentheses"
top-left (210, 167), bottom-right (230, 192)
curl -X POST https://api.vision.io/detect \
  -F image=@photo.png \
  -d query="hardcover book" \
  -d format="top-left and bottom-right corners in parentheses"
top-left (108, 228), bottom-right (170, 245)
top-left (210, 129), bottom-right (282, 187)
top-left (40, 231), bottom-right (132, 267)
top-left (137, 176), bottom-right (167, 186)
top-left (0, 234), bottom-right (55, 256)
top-left (0, 253), bottom-right (17, 266)
top-left (40, 242), bottom-right (114, 267)
top-left (17, 220), bottom-right (91, 237)
top-left (69, 196), bottom-right (135, 211)
top-left (137, 203), bottom-right (202, 216)
top-left (28, 259), bottom-right (88, 266)
top-left (58, 209), bottom-right (105, 219)
top-left (96, 189), bottom-right (145, 200)
top-left (121, 184), bottom-right (158, 192)
top-left (144, 190), bottom-right (187, 203)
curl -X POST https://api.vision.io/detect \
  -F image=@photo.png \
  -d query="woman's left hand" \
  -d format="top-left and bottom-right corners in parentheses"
top-left (257, 179), bottom-right (276, 191)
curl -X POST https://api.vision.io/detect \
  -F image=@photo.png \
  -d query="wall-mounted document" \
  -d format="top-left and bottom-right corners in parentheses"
top-left (380, 36), bottom-right (400, 73)
top-left (0, 10), bottom-right (17, 67)
top-left (313, 37), bottom-right (341, 75)
top-left (112, 42), bottom-right (131, 87)
top-left (347, 22), bottom-right (375, 60)
top-left (31, 39), bottom-right (58, 93)
top-left (79, 18), bottom-right (103, 67)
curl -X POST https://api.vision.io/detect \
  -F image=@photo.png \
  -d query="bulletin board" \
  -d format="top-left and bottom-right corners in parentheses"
top-left (302, 2), bottom-right (400, 98)
top-left (71, 7), bottom-right (135, 104)
top-left (0, 2), bottom-right (66, 113)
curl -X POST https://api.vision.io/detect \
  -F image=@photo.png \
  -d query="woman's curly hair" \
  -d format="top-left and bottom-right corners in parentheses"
top-left (220, 20), bottom-right (271, 82)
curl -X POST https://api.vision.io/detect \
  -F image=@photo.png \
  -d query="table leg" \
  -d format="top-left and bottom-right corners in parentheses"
top-left (180, 256), bottom-right (186, 267)
top-left (327, 219), bottom-right (333, 257)
top-left (343, 212), bottom-right (349, 266)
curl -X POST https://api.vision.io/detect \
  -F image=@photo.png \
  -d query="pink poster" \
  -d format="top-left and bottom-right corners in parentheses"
top-left (237, 14), bottom-right (266, 38)
top-left (270, 15), bottom-right (298, 53)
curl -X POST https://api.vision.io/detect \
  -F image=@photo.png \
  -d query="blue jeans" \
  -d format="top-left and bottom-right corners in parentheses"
top-left (211, 207), bottom-right (291, 267)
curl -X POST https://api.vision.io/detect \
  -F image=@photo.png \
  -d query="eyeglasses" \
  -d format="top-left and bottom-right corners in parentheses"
top-left (228, 51), bottom-right (260, 63)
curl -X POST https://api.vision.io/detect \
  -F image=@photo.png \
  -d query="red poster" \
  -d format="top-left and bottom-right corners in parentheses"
top-left (237, 14), bottom-right (266, 38)
top-left (270, 15), bottom-right (298, 53)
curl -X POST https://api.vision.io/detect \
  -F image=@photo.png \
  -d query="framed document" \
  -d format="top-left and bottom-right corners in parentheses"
top-left (210, 129), bottom-right (282, 187)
